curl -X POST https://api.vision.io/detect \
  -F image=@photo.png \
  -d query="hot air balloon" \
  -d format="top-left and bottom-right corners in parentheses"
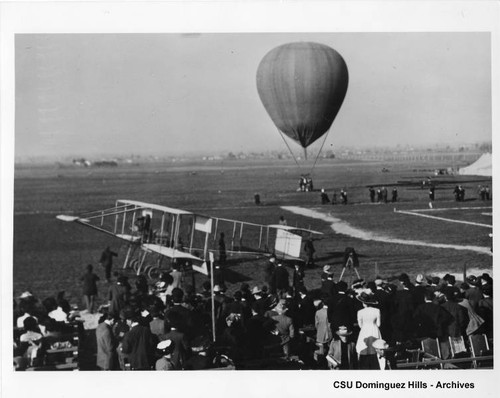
top-left (256, 42), bottom-right (348, 160)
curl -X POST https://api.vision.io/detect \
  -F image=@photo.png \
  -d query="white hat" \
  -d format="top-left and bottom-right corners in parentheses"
top-left (157, 339), bottom-right (173, 352)
top-left (19, 291), bottom-right (33, 299)
top-left (415, 274), bottom-right (424, 284)
top-left (372, 339), bottom-right (389, 350)
top-left (213, 285), bottom-right (222, 293)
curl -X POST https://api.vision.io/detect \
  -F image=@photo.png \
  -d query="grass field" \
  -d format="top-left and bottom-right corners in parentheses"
top-left (13, 158), bottom-right (493, 308)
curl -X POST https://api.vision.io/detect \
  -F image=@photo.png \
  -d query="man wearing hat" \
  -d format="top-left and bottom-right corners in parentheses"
top-left (412, 274), bottom-right (427, 307)
top-left (271, 262), bottom-right (290, 296)
top-left (121, 312), bottom-right (158, 370)
top-left (327, 281), bottom-right (357, 337)
top-left (327, 326), bottom-right (357, 370)
top-left (441, 274), bottom-right (460, 299)
top-left (321, 266), bottom-right (336, 301)
top-left (464, 275), bottom-right (484, 311)
top-left (476, 284), bottom-right (493, 338)
top-left (391, 279), bottom-right (415, 343)
top-left (155, 339), bottom-right (176, 370)
top-left (96, 313), bottom-right (118, 370)
top-left (315, 299), bottom-right (333, 359)
top-left (183, 336), bottom-right (212, 370)
top-left (372, 339), bottom-right (395, 370)
top-left (264, 255), bottom-right (277, 286)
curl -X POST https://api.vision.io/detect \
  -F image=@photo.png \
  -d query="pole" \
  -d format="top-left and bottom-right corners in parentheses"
top-left (210, 253), bottom-right (216, 342)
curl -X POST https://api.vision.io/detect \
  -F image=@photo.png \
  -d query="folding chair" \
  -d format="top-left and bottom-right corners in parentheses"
top-left (421, 337), bottom-right (442, 369)
top-left (469, 334), bottom-right (493, 368)
top-left (447, 336), bottom-right (470, 368)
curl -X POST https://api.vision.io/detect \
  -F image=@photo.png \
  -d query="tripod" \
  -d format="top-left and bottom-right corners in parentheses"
top-left (338, 254), bottom-right (361, 284)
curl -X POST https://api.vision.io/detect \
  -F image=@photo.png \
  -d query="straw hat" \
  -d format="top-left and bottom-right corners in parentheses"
top-left (372, 339), bottom-right (389, 350)
top-left (335, 326), bottom-right (353, 336)
top-left (356, 292), bottom-right (378, 305)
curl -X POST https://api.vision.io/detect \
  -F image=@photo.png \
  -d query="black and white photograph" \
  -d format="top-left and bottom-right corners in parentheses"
top-left (1, 1), bottom-right (498, 397)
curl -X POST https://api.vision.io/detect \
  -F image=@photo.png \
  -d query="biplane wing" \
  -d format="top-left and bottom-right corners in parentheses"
top-left (57, 199), bottom-right (326, 277)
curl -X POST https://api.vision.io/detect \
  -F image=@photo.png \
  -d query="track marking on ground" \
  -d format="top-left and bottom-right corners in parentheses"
top-left (394, 209), bottom-right (492, 228)
top-left (403, 206), bottom-right (492, 213)
top-left (281, 206), bottom-right (492, 256)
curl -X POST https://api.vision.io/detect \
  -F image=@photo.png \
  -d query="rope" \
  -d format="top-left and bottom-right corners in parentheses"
top-left (277, 128), bottom-right (301, 170)
top-left (309, 128), bottom-right (330, 176)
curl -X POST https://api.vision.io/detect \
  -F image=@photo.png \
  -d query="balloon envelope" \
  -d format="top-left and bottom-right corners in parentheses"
top-left (256, 42), bottom-right (348, 148)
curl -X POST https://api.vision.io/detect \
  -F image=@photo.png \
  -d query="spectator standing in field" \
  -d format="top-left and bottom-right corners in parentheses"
top-left (381, 187), bottom-right (388, 203)
top-left (327, 326), bottom-right (358, 370)
top-left (96, 313), bottom-right (118, 370)
top-left (304, 238), bottom-right (315, 268)
top-left (315, 299), bottom-right (333, 358)
top-left (155, 340), bottom-right (176, 370)
top-left (81, 264), bottom-right (99, 314)
top-left (391, 188), bottom-right (398, 203)
top-left (108, 275), bottom-right (130, 318)
top-left (99, 246), bottom-right (117, 283)
top-left (429, 185), bottom-right (435, 201)
top-left (270, 262), bottom-right (289, 296)
top-left (355, 292), bottom-right (381, 370)
top-left (320, 188), bottom-right (330, 205)
top-left (369, 187), bottom-right (375, 203)
top-left (121, 313), bottom-right (157, 370)
top-left (340, 189), bottom-right (348, 205)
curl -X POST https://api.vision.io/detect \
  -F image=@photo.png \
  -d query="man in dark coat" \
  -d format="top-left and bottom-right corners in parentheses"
top-left (321, 266), bottom-right (337, 301)
top-left (413, 290), bottom-right (452, 339)
top-left (327, 281), bottom-right (357, 337)
top-left (121, 315), bottom-right (157, 370)
top-left (373, 278), bottom-right (394, 342)
top-left (303, 238), bottom-right (315, 268)
top-left (99, 246), bottom-right (118, 282)
top-left (162, 311), bottom-right (191, 369)
top-left (441, 290), bottom-right (469, 338)
top-left (270, 262), bottom-right (289, 296)
top-left (108, 276), bottom-right (130, 318)
top-left (96, 314), bottom-right (118, 370)
top-left (391, 279), bottom-right (415, 343)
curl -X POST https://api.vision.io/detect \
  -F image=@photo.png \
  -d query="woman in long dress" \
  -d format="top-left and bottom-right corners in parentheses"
top-left (355, 292), bottom-right (381, 369)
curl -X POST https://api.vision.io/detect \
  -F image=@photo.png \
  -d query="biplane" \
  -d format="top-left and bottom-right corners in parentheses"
top-left (57, 199), bottom-right (323, 341)
top-left (56, 199), bottom-right (323, 279)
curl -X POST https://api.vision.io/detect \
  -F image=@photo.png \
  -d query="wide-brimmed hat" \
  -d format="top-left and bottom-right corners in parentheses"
top-left (157, 339), bottom-right (175, 354)
top-left (415, 274), bottom-right (424, 284)
top-left (335, 326), bottom-right (353, 336)
top-left (443, 274), bottom-right (456, 285)
top-left (356, 292), bottom-right (378, 305)
top-left (351, 279), bottom-right (365, 289)
top-left (372, 339), bottom-right (389, 350)
top-left (466, 275), bottom-right (480, 286)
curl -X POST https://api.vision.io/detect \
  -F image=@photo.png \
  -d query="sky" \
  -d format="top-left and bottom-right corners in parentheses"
top-left (15, 32), bottom-right (491, 159)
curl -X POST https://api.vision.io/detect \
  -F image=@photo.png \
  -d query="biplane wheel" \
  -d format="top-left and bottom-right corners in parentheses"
top-left (148, 267), bottom-right (161, 280)
top-left (142, 264), bottom-right (153, 275)
top-left (131, 259), bottom-right (140, 272)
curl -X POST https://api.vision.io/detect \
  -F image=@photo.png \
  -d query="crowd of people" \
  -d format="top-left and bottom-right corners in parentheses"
top-left (13, 253), bottom-right (493, 370)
